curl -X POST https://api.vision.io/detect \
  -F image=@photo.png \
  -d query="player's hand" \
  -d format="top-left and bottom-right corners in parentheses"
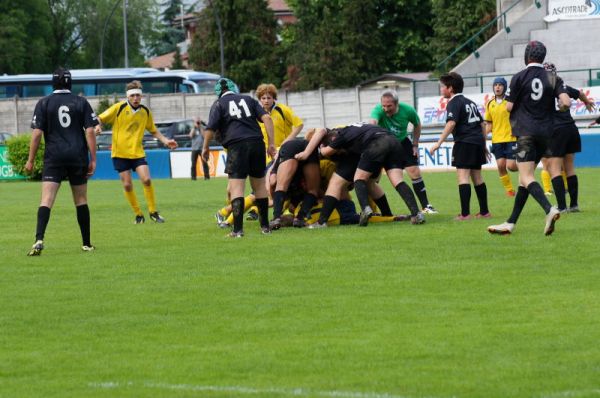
top-left (430, 143), bottom-right (440, 155)
top-left (294, 151), bottom-right (308, 161)
top-left (87, 160), bottom-right (96, 178)
top-left (584, 101), bottom-right (596, 112)
top-left (94, 125), bottom-right (102, 136)
top-left (267, 144), bottom-right (277, 159)
top-left (412, 145), bottom-right (419, 157)
top-left (201, 148), bottom-right (210, 162)
top-left (24, 160), bottom-right (33, 174)
top-left (165, 139), bottom-right (178, 149)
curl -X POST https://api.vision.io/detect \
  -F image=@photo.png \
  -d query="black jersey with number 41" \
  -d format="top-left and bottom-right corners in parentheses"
top-left (31, 91), bottom-right (98, 167)
top-left (506, 64), bottom-right (567, 137)
top-left (445, 94), bottom-right (485, 146)
top-left (206, 92), bottom-right (267, 148)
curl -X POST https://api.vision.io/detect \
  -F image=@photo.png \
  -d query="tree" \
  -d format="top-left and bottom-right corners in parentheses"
top-left (188, 0), bottom-right (280, 91)
top-left (147, 0), bottom-right (186, 57)
top-left (430, 0), bottom-right (496, 72)
top-left (283, 0), bottom-right (433, 90)
top-left (0, 0), bottom-right (52, 74)
top-left (0, 0), bottom-right (162, 73)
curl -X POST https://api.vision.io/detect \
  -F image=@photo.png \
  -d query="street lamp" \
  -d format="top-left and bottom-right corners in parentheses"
top-left (100, 0), bottom-right (129, 68)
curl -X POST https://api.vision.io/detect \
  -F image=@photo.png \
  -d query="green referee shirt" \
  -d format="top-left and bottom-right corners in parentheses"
top-left (370, 102), bottom-right (420, 141)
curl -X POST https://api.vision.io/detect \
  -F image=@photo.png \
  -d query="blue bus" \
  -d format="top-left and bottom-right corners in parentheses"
top-left (0, 68), bottom-right (221, 98)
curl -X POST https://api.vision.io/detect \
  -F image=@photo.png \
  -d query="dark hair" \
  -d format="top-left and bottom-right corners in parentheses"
top-left (439, 72), bottom-right (464, 94)
top-left (524, 41), bottom-right (546, 65)
top-left (322, 129), bottom-right (338, 147)
top-left (52, 67), bottom-right (72, 90)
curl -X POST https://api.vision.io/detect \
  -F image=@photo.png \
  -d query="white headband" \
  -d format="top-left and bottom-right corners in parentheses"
top-left (127, 89), bottom-right (142, 96)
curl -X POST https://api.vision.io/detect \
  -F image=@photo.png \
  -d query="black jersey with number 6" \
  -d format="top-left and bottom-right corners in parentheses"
top-left (31, 91), bottom-right (98, 167)
top-left (506, 64), bottom-right (567, 137)
top-left (445, 94), bottom-right (485, 146)
top-left (206, 92), bottom-right (267, 148)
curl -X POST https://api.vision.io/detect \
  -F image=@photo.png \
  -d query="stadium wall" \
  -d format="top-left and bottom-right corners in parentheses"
top-left (0, 88), bottom-right (404, 135)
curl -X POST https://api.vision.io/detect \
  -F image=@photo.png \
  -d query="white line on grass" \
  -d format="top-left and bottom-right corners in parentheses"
top-left (88, 381), bottom-right (456, 398)
top-left (540, 390), bottom-right (600, 398)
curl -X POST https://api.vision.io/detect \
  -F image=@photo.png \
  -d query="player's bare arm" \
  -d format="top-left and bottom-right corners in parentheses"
top-left (295, 128), bottom-right (327, 161)
top-left (260, 114), bottom-right (276, 158)
top-left (84, 127), bottom-right (97, 177)
top-left (152, 129), bottom-right (177, 149)
top-left (430, 121), bottom-right (456, 155)
top-left (202, 128), bottom-right (215, 161)
top-left (25, 129), bottom-right (44, 174)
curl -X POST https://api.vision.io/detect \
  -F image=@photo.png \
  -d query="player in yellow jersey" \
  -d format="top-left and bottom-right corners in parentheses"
top-left (95, 80), bottom-right (177, 224)
top-left (484, 77), bottom-right (517, 196)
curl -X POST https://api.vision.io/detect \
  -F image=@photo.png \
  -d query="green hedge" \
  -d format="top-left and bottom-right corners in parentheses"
top-left (6, 134), bottom-right (44, 180)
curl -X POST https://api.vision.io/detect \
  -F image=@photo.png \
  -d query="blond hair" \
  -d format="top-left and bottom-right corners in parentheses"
top-left (256, 83), bottom-right (278, 100)
top-left (126, 80), bottom-right (143, 91)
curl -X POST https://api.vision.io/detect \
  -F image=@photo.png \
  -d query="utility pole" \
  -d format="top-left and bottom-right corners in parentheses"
top-left (123, 0), bottom-right (129, 68)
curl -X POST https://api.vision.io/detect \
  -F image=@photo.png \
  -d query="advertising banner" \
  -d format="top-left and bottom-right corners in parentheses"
top-left (0, 146), bottom-right (26, 180)
top-left (418, 86), bottom-right (600, 127)
top-left (544, 0), bottom-right (600, 22)
top-left (170, 149), bottom-right (227, 178)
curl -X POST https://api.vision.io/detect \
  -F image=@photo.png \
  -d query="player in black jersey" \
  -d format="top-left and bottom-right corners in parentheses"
top-left (268, 138), bottom-right (320, 229)
top-left (431, 72), bottom-right (491, 221)
top-left (544, 62), bottom-right (596, 212)
top-left (488, 41), bottom-right (572, 236)
top-left (25, 68), bottom-right (99, 255)
top-left (203, 78), bottom-right (276, 237)
top-left (297, 123), bottom-right (424, 227)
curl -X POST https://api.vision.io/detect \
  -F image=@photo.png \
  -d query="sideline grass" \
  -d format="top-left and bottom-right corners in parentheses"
top-left (1, 169), bottom-right (599, 398)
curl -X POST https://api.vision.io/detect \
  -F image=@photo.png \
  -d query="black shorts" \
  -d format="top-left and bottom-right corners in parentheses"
top-left (452, 142), bottom-right (487, 169)
top-left (334, 154), bottom-right (361, 182)
top-left (358, 135), bottom-right (406, 174)
top-left (271, 140), bottom-right (318, 175)
top-left (491, 142), bottom-right (517, 160)
top-left (42, 164), bottom-right (88, 185)
top-left (514, 135), bottom-right (552, 163)
top-left (549, 124), bottom-right (581, 157)
top-left (112, 157), bottom-right (148, 173)
top-left (225, 139), bottom-right (266, 179)
top-left (400, 137), bottom-right (419, 167)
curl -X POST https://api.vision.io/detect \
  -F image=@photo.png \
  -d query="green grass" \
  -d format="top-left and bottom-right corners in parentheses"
top-left (1, 170), bottom-right (599, 398)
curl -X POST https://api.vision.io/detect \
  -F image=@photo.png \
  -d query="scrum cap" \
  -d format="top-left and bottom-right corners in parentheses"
top-left (214, 78), bottom-right (239, 98)
top-left (492, 77), bottom-right (507, 94)
top-left (52, 67), bottom-right (72, 90)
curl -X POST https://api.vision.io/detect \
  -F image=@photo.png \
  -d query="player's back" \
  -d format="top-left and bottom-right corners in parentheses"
top-left (507, 66), bottom-right (558, 136)
top-left (207, 93), bottom-right (265, 148)
top-left (32, 92), bottom-right (94, 166)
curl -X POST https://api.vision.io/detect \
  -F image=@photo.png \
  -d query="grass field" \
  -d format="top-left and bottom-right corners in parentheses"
top-left (1, 169), bottom-right (599, 398)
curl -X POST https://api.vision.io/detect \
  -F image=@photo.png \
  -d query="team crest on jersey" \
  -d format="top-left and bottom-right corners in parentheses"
top-left (448, 112), bottom-right (454, 118)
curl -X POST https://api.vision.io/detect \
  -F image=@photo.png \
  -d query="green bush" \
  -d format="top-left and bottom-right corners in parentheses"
top-left (6, 134), bottom-right (44, 180)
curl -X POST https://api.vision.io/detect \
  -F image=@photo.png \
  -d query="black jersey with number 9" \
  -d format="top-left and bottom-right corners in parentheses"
top-left (31, 91), bottom-right (98, 167)
top-left (506, 65), bottom-right (567, 137)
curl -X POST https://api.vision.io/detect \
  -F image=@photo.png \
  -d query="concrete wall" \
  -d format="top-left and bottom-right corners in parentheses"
top-left (0, 87), bottom-right (412, 135)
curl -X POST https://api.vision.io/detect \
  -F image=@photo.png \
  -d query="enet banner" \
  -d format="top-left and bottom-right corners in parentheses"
top-left (544, 0), bottom-right (600, 22)
top-left (0, 145), bottom-right (25, 180)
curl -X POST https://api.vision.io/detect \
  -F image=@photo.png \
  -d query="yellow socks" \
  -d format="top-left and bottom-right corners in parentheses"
top-left (244, 195), bottom-right (254, 212)
top-left (541, 169), bottom-right (552, 194)
top-left (562, 171), bottom-right (568, 189)
top-left (500, 174), bottom-right (514, 194)
top-left (142, 183), bottom-right (157, 213)
top-left (124, 189), bottom-right (142, 216)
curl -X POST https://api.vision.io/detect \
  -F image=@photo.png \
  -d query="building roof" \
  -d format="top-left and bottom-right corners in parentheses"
top-left (359, 72), bottom-right (433, 87)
